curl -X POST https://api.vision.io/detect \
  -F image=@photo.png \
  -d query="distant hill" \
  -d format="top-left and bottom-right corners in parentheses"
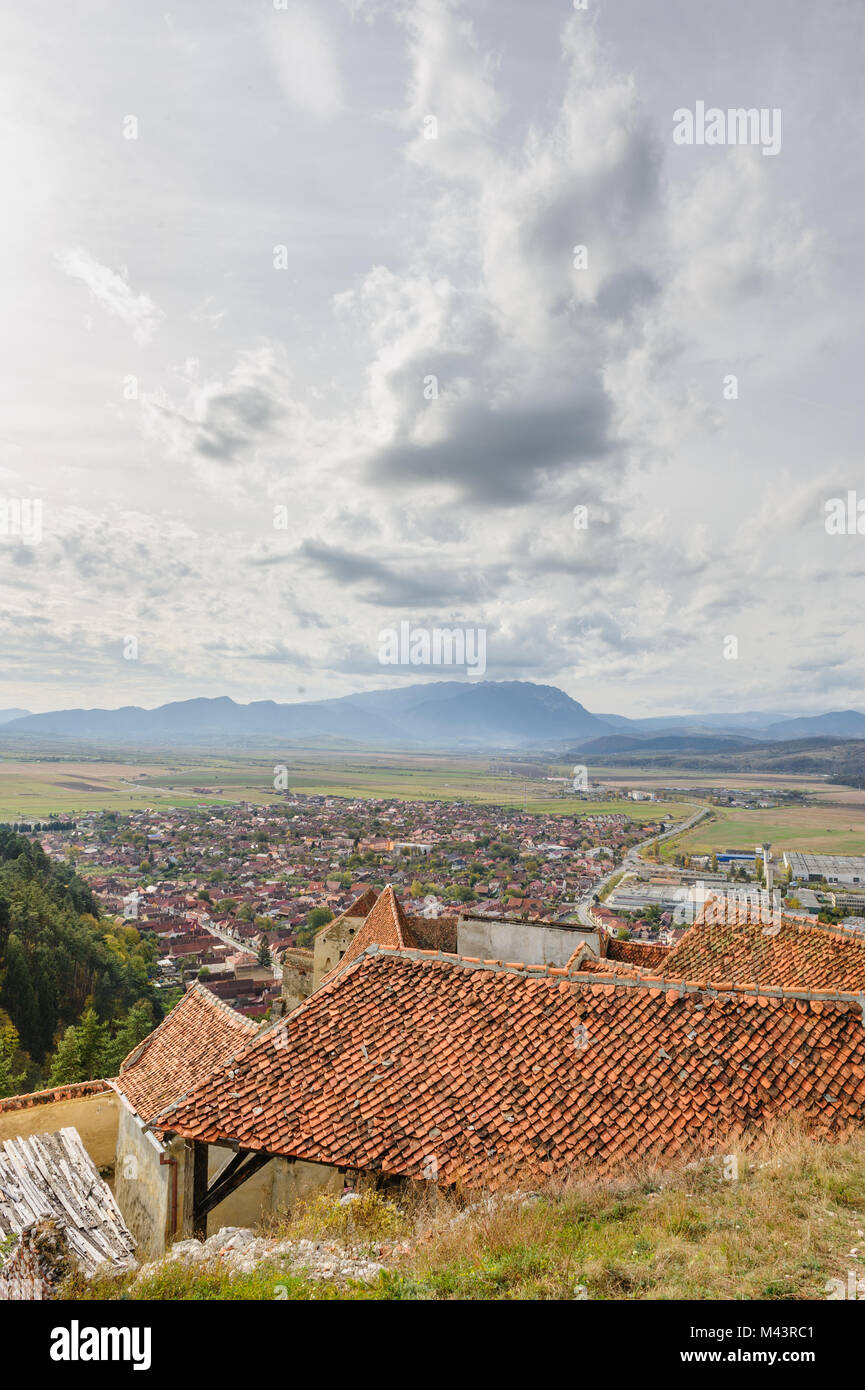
top-left (574, 733), bottom-right (758, 756)
top-left (596, 710), bottom-right (791, 737)
top-left (566, 734), bottom-right (865, 787)
top-left (6, 683), bottom-right (865, 755)
top-left (2, 682), bottom-right (608, 750)
top-left (765, 710), bottom-right (865, 741)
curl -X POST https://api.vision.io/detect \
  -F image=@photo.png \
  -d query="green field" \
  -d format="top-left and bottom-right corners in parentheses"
top-left (0, 753), bottom-right (694, 822)
top-left (657, 802), bottom-right (865, 860)
top-left (2, 750), bottom-right (861, 860)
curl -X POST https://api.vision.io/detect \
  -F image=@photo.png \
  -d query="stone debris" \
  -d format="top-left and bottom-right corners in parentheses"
top-left (134, 1226), bottom-right (396, 1287)
top-left (0, 1219), bottom-right (73, 1301)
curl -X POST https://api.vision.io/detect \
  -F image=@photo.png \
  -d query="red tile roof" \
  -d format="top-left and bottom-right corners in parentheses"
top-left (662, 905), bottom-right (865, 993)
top-left (332, 888), bottom-right (379, 926)
top-left (111, 983), bottom-right (258, 1124)
top-left (154, 948), bottom-right (865, 1186)
top-left (335, 885), bottom-right (408, 971)
top-left (606, 937), bottom-right (670, 968)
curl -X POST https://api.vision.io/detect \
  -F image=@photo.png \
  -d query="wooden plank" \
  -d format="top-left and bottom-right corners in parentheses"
top-left (181, 1140), bottom-right (210, 1239)
top-left (191, 1142), bottom-right (209, 1239)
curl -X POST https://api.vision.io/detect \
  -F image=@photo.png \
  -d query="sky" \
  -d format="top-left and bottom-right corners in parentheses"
top-left (1, 0), bottom-right (864, 718)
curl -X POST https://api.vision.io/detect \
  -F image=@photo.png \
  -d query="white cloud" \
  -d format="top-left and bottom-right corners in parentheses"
top-left (54, 248), bottom-right (164, 344)
top-left (2, 0), bottom-right (860, 714)
top-left (265, 3), bottom-right (344, 120)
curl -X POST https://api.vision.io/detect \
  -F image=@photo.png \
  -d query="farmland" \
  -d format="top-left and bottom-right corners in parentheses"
top-left (0, 751), bottom-right (694, 822)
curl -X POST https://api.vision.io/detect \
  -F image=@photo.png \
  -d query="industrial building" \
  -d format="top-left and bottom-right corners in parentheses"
top-left (785, 852), bottom-right (865, 887)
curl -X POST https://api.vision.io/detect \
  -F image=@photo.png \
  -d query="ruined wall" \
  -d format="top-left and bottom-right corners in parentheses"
top-left (113, 1104), bottom-right (173, 1261)
top-left (0, 1087), bottom-right (119, 1171)
top-left (456, 916), bottom-right (600, 967)
top-left (281, 949), bottom-right (314, 1014)
top-left (312, 914), bottom-right (366, 989)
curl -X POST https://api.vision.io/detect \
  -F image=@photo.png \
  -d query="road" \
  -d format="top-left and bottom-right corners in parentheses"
top-left (198, 915), bottom-right (283, 982)
top-left (573, 805), bottom-right (711, 928)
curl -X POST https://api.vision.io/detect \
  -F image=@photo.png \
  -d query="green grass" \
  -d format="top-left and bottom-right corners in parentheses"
top-left (662, 803), bottom-right (865, 860)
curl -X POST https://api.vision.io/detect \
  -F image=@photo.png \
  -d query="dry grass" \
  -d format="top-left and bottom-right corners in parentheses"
top-left (390, 1120), bottom-right (865, 1300)
top-left (65, 1122), bottom-right (865, 1300)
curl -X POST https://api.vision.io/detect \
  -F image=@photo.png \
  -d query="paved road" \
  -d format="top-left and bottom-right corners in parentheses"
top-left (573, 805), bottom-right (711, 928)
top-left (199, 915), bottom-right (283, 981)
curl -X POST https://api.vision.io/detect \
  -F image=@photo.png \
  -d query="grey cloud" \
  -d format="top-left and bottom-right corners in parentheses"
top-left (297, 539), bottom-right (506, 607)
top-left (368, 390), bottom-right (615, 505)
top-left (194, 386), bottom-right (285, 463)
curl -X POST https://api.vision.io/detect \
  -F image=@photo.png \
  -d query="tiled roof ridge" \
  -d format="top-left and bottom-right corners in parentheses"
top-left (377, 883), bottom-right (409, 946)
top-left (0, 1078), bottom-right (112, 1115)
top-left (695, 902), bottom-right (865, 947)
top-left (362, 944), bottom-right (865, 1008)
top-left (117, 981), bottom-right (256, 1076)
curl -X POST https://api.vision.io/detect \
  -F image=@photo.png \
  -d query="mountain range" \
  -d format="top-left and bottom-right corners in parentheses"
top-left (3, 684), bottom-right (865, 750)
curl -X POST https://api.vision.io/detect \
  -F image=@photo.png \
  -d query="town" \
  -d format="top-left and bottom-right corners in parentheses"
top-left (26, 795), bottom-right (666, 1016)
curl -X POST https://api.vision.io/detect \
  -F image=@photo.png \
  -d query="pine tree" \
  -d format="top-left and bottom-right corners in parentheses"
top-left (0, 1022), bottom-right (26, 1099)
top-left (47, 1025), bottom-right (83, 1087)
top-left (46, 1008), bottom-right (112, 1086)
top-left (100, 1000), bottom-right (154, 1076)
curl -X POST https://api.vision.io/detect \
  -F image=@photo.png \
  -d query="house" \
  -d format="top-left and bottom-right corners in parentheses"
top-left (152, 939), bottom-right (865, 1226)
top-left (110, 983), bottom-right (262, 1259)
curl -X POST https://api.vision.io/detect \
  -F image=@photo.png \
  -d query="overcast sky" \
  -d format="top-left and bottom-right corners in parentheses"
top-left (1, 0), bottom-right (863, 717)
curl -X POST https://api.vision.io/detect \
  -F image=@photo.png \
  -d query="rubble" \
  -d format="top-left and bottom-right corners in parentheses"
top-left (134, 1225), bottom-right (394, 1286)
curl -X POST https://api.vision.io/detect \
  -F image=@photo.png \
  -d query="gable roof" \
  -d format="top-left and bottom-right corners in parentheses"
top-left (0, 1127), bottom-right (135, 1277)
top-left (111, 983), bottom-right (258, 1124)
top-left (335, 885), bottom-right (409, 971)
top-left (154, 948), bottom-right (865, 1187)
top-left (326, 888), bottom-right (379, 930)
top-left (662, 905), bottom-right (865, 993)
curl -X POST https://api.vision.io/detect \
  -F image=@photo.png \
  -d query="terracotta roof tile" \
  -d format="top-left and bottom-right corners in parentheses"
top-left (334, 885), bottom-right (410, 972)
top-left (606, 937), bottom-right (671, 967)
top-left (154, 950), bottom-right (865, 1186)
top-left (663, 905), bottom-right (865, 993)
top-left (111, 982), bottom-right (258, 1124)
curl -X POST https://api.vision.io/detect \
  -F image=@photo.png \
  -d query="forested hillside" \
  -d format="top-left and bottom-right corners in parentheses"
top-left (0, 829), bottom-right (159, 1091)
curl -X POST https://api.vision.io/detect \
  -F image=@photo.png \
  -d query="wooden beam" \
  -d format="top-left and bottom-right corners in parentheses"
top-left (181, 1139), bottom-right (195, 1238)
top-left (199, 1150), bottom-right (271, 1219)
top-left (206, 1149), bottom-right (247, 1196)
top-left (181, 1140), bottom-right (209, 1239)
top-left (192, 1142), bottom-right (209, 1238)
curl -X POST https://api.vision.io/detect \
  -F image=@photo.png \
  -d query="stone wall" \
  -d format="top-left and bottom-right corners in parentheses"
top-left (312, 914), bottom-right (367, 989)
top-left (0, 1085), bottom-right (119, 1171)
top-left (0, 1219), bottom-right (72, 1301)
top-left (456, 915), bottom-right (600, 967)
top-left (281, 949), bottom-right (314, 1014)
